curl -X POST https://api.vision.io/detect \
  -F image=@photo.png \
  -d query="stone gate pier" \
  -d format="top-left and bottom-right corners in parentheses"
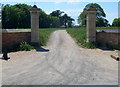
top-left (29, 5), bottom-right (40, 47)
top-left (86, 6), bottom-right (96, 43)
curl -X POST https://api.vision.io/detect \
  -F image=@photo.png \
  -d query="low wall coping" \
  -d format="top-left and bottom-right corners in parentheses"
top-left (1, 29), bottom-right (31, 33)
top-left (97, 30), bottom-right (120, 33)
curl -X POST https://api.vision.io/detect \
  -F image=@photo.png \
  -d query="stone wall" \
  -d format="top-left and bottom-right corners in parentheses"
top-left (2, 29), bottom-right (31, 51)
top-left (96, 30), bottom-right (120, 49)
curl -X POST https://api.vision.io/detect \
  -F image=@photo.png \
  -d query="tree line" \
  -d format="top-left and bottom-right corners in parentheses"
top-left (1, 3), bottom-right (119, 29)
top-left (2, 4), bottom-right (74, 29)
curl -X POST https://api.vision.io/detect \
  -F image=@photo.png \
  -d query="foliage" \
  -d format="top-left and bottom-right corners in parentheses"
top-left (66, 28), bottom-right (96, 49)
top-left (78, 3), bottom-right (110, 27)
top-left (112, 18), bottom-right (120, 27)
top-left (39, 11), bottom-right (60, 28)
top-left (50, 10), bottom-right (75, 28)
top-left (50, 10), bottom-right (64, 17)
top-left (2, 4), bottom-right (32, 29)
top-left (50, 10), bottom-right (64, 26)
top-left (2, 4), bottom-right (60, 29)
top-left (18, 42), bottom-right (34, 51)
top-left (61, 14), bottom-right (75, 28)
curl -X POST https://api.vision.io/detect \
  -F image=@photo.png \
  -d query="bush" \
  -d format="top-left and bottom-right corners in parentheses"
top-left (18, 42), bottom-right (34, 51)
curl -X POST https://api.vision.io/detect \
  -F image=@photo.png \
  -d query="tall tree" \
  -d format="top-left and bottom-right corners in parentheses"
top-left (50, 10), bottom-right (75, 28)
top-left (50, 10), bottom-right (64, 26)
top-left (62, 14), bottom-right (74, 28)
top-left (78, 3), bottom-right (109, 27)
top-left (50, 10), bottom-right (64, 17)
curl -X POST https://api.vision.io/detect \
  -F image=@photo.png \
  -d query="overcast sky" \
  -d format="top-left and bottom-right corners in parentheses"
top-left (1, 1), bottom-right (119, 25)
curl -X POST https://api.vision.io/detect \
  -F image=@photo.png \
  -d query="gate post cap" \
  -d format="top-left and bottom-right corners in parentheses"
top-left (32, 5), bottom-right (38, 8)
top-left (86, 6), bottom-right (96, 11)
top-left (29, 5), bottom-right (40, 12)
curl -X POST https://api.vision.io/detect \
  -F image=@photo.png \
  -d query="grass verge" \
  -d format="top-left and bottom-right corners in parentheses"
top-left (39, 28), bottom-right (65, 46)
top-left (66, 28), bottom-right (96, 49)
top-left (96, 27), bottom-right (120, 30)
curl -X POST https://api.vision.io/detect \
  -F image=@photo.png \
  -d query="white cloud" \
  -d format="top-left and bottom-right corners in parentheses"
top-left (67, 0), bottom-right (80, 3)
top-left (54, 0), bottom-right (65, 4)
top-left (64, 9), bottom-right (83, 17)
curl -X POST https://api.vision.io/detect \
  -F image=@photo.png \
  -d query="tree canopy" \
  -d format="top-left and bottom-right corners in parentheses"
top-left (50, 10), bottom-right (75, 28)
top-left (78, 3), bottom-right (109, 27)
top-left (2, 4), bottom-right (60, 29)
top-left (50, 10), bottom-right (64, 18)
top-left (61, 14), bottom-right (74, 28)
top-left (39, 9), bottom-right (60, 28)
top-left (2, 4), bottom-right (32, 29)
top-left (2, 4), bottom-right (75, 29)
top-left (112, 18), bottom-right (120, 27)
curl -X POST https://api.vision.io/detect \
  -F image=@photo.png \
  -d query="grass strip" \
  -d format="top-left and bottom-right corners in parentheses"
top-left (66, 28), bottom-right (96, 49)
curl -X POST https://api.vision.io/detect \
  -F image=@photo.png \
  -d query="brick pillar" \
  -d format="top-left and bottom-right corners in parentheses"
top-left (86, 6), bottom-right (96, 43)
top-left (29, 5), bottom-right (40, 46)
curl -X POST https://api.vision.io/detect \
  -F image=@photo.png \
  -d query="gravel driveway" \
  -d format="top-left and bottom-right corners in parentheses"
top-left (2, 30), bottom-right (118, 85)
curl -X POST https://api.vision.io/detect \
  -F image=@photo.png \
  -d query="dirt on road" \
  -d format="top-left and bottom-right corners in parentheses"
top-left (2, 30), bottom-right (118, 85)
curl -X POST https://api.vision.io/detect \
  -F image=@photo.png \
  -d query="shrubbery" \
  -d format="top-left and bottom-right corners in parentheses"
top-left (18, 42), bottom-right (34, 51)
